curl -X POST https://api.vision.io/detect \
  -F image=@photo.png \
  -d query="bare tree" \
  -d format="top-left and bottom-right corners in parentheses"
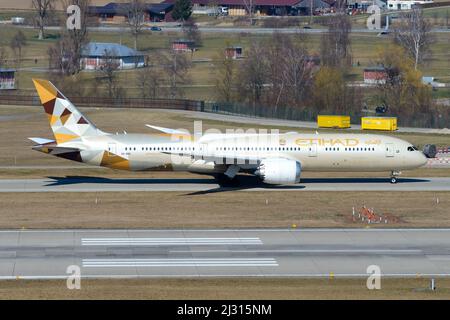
top-left (57, 0), bottom-right (92, 75)
top-left (161, 51), bottom-right (191, 98)
top-left (0, 46), bottom-right (8, 68)
top-left (237, 41), bottom-right (267, 113)
top-left (242, 0), bottom-right (255, 25)
top-left (123, 0), bottom-right (146, 50)
top-left (264, 33), bottom-right (314, 110)
top-left (394, 8), bottom-right (433, 70)
top-left (136, 54), bottom-right (166, 99)
top-left (215, 50), bottom-right (235, 102)
top-left (320, 13), bottom-right (352, 69)
top-left (10, 31), bottom-right (27, 69)
top-left (32, 0), bottom-right (56, 40)
top-left (99, 49), bottom-right (122, 98)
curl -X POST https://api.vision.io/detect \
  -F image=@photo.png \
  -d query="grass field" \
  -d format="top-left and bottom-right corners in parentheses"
top-left (0, 191), bottom-right (448, 229)
top-left (1, 278), bottom-right (449, 299)
top-left (1, 23), bottom-right (449, 100)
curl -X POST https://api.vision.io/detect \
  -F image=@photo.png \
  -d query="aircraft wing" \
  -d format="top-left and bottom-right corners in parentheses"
top-left (145, 125), bottom-right (188, 135)
top-left (28, 137), bottom-right (55, 145)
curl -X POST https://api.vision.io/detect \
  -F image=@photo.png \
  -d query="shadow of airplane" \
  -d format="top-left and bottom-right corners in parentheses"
top-left (44, 176), bottom-right (216, 186)
top-left (300, 177), bottom-right (429, 184)
top-left (44, 175), bottom-right (429, 195)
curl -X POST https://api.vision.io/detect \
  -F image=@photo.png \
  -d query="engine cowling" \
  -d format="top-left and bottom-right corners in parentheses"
top-left (255, 158), bottom-right (301, 185)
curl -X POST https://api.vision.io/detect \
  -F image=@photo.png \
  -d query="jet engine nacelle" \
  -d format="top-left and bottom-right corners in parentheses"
top-left (256, 158), bottom-right (301, 185)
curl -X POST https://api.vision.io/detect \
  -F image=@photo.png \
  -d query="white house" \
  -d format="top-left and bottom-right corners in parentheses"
top-left (387, 0), bottom-right (433, 10)
top-left (80, 42), bottom-right (145, 70)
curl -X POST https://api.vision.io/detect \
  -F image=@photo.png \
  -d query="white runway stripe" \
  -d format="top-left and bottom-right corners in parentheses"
top-left (81, 237), bottom-right (263, 246)
top-left (82, 258), bottom-right (278, 268)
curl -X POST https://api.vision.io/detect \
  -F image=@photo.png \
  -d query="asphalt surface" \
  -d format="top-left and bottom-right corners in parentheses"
top-left (178, 110), bottom-right (450, 135)
top-left (17, 25), bottom-right (450, 34)
top-left (0, 177), bottom-right (449, 192)
top-left (2, 228), bottom-right (450, 279)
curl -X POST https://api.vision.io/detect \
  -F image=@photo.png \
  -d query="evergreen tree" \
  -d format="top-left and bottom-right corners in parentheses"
top-left (172, 0), bottom-right (192, 22)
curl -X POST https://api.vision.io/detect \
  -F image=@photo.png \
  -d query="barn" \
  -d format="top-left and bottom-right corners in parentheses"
top-left (363, 67), bottom-right (389, 85)
top-left (0, 68), bottom-right (15, 90)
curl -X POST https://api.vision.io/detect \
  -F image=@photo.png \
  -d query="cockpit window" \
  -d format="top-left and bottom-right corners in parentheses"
top-left (407, 146), bottom-right (419, 151)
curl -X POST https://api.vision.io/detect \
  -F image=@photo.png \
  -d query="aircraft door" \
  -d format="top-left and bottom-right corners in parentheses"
top-left (308, 143), bottom-right (317, 157)
top-left (385, 143), bottom-right (394, 157)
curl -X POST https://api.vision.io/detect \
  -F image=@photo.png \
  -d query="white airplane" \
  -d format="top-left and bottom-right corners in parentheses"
top-left (30, 79), bottom-right (428, 185)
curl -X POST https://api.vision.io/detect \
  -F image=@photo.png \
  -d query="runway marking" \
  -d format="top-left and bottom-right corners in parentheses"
top-left (82, 258), bottom-right (278, 268)
top-left (169, 249), bottom-right (423, 254)
top-left (81, 237), bottom-right (263, 246)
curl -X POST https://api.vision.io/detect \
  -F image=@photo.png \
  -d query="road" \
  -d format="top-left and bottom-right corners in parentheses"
top-left (0, 177), bottom-right (449, 192)
top-left (176, 109), bottom-right (450, 135)
top-left (15, 25), bottom-right (450, 34)
top-left (1, 228), bottom-right (450, 279)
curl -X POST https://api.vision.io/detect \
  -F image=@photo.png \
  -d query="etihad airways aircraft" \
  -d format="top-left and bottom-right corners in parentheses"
top-left (29, 79), bottom-right (427, 184)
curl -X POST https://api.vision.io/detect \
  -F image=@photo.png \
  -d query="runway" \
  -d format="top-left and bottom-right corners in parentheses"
top-left (0, 177), bottom-right (449, 192)
top-left (2, 228), bottom-right (450, 279)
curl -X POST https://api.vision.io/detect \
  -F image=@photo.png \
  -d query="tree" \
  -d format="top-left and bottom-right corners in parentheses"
top-left (136, 54), bottom-right (165, 99)
top-left (32, 0), bottom-right (55, 40)
top-left (56, 0), bottom-right (91, 75)
top-left (183, 18), bottom-right (202, 47)
top-left (264, 33), bottom-right (313, 110)
top-left (122, 0), bottom-right (146, 50)
top-left (10, 31), bottom-right (27, 68)
top-left (161, 51), bottom-right (192, 98)
top-left (236, 41), bottom-right (267, 113)
top-left (374, 44), bottom-right (432, 117)
top-left (172, 0), bottom-right (192, 22)
top-left (242, 0), bottom-right (255, 25)
top-left (99, 49), bottom-right (122, 98)
top-left (312, 67), bottom-right (347, 114)
top-left (215, 49), bottom-right (236, 102)
top-left (320, 13), bottom-right (352, 69)
top-left (394, 8), bottom-right (433, 70)
top-left (0, 46), bottom-right (8, 68)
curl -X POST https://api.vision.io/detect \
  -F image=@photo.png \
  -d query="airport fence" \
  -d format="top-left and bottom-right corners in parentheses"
top-left (1, 94), bottom-right (448, 128)
top-left (0, 94), bottom-right (205, 112)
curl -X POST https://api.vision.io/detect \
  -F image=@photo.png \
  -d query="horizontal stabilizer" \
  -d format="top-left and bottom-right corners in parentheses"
top-left (28, 137), bottom-right (56, 145)
top-left (145, 124), bottom-right (188, 135)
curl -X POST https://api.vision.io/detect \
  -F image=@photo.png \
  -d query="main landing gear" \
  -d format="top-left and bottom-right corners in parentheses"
top-left (390, 171), bottom-right (401, 184)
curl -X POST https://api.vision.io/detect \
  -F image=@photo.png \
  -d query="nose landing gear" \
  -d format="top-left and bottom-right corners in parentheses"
top-left (390, 171), bottom-right (401, 184)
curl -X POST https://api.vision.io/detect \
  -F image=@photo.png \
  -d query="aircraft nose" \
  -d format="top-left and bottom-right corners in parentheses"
top-left (417, 152), bottom-right (428, 167)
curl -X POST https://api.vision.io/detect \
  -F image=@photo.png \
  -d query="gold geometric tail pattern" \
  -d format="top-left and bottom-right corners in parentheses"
top-left (32, 79), bottom-right (103, 144)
